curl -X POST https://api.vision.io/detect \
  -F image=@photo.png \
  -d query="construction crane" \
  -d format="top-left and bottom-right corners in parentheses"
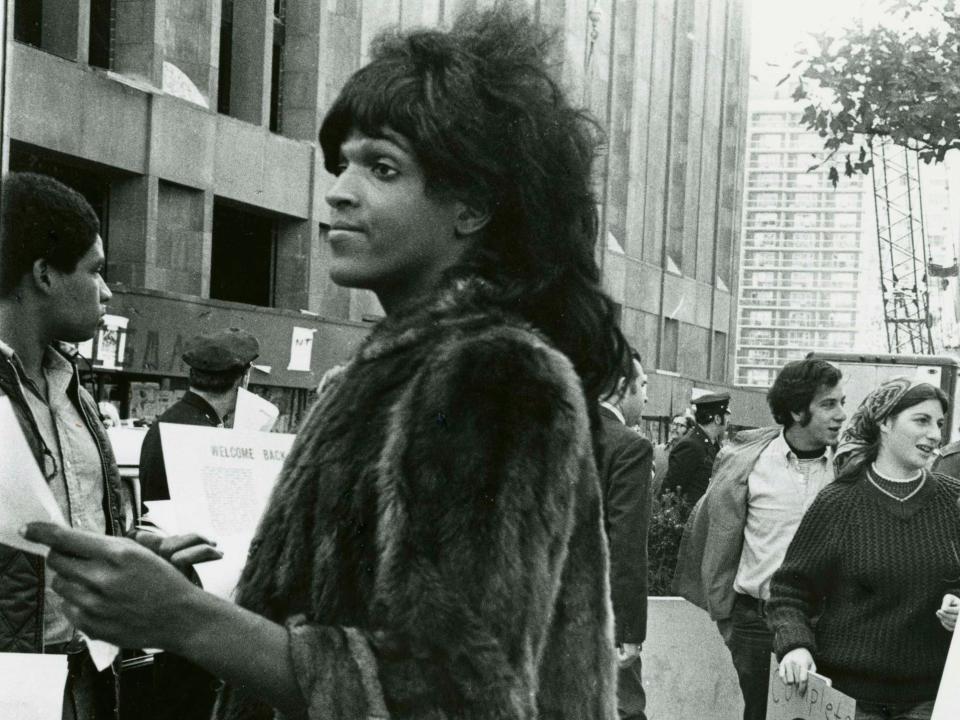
top-left (870, 135), bottom-right (935, 354)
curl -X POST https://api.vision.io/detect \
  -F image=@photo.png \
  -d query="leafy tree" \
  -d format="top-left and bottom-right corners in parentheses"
top-left (786, 0), bottom-right (960, 185)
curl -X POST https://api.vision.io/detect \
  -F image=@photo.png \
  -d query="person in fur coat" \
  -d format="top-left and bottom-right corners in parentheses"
top-left (25, 5), bottom-right (632, 720)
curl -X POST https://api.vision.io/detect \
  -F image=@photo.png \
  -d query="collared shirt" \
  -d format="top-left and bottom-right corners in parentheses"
top-left (599, 400), bottom-right (626, 425)
top-left (0, 339), bottom-right (105, 644)
top-left (733, 430), bottom-right (834, 601)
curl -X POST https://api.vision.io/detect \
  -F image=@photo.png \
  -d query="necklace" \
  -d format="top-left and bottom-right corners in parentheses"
top-left (868, 464), bottom-right (925, 503)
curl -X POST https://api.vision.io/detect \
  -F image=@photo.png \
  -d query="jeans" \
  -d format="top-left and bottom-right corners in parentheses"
top-left (854, 700), bottom-right (935, 720)
top-left (617, 654), bottom-right (647, 720)
top-left (727, 595), bottom-right (773, 720)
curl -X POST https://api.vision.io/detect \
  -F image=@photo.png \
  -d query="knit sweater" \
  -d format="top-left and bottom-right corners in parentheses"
top-left (766, 470), bottom-right (960, 704)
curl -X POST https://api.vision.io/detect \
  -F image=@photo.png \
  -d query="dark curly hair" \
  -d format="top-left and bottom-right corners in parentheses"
top-left (0, 172), bottom-right (100, 297)
top-left (767, 359), bottom-right (843, 428)
top-left (318, 4), bottom-right (630, 405)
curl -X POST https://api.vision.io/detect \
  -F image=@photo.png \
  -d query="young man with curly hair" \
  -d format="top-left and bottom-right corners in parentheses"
top-left (674, 358), bottom-right (846, 720)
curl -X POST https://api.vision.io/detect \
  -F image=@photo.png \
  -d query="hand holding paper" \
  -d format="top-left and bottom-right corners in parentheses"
top-left (23, 522), bottom-right (206, 653)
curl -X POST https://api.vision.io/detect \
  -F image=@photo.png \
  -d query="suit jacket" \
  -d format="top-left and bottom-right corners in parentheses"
top-left (660, 424), bottom-right (718, 506)
top-left (215, 277), bottom-right (617, 720)
top-left (596, 406), bottom-right (652, 645)
top-left (138, 390), bottom-right (223, 501)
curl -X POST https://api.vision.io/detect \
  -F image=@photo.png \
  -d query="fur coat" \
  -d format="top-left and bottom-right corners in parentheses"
top-left (215, 279), bottom-right (617, 720)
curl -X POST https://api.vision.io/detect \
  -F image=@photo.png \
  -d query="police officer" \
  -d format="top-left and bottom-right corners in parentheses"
top-left (138, 327), bottom-right (260, 502)
top-left (660, 392), bottom-right (731, 506)
top-left (934, 439), bottom-right (960, 480)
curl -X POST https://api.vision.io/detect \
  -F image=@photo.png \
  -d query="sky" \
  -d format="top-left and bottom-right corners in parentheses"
top-left (749, 0), bottom-right (880, 77)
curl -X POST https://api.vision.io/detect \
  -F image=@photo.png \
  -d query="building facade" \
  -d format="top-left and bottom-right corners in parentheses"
top-left (734, 96), bottom-right (881, 389)
top-left (1, 0), bottom-right (767, 431)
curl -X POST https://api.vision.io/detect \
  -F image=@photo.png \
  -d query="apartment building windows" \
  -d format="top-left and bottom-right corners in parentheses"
top-left (751, 173), bottom-right (781, 187)
top-left (744, 310), bottom-right (772, 326)
top-left (795, 173), bottom-right (821, 188)
top-left (794, 212), bottom-right (818, 228)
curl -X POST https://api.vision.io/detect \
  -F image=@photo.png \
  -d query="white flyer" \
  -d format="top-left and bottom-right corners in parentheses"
top-left (232, 387), bottom-right (280, 432)
top-left (0, 652), bottom-right (67, 719)
top-left (0, 397), bottom-right (66, 556)
top-left (0, 397), bottom-right (119, 669)
top-left (932, 622), bottom-right (960, 719)
top-left (159, 424), bottom-right (294, 599)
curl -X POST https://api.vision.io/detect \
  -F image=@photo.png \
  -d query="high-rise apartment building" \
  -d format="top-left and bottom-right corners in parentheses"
top-left (734, 97), bottom-right (877, 388)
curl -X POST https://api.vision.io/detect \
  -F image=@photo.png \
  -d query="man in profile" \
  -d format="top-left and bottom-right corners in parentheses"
top-left (0, 171), bottom-right (124, 719)
top-left (597, 351), bottom-right (653, 720)
top-left (138, 327), bottom-right (259, 501)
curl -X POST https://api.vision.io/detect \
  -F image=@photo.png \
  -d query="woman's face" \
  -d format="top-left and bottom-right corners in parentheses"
top-left (881, 398), bottom-right (945, 472)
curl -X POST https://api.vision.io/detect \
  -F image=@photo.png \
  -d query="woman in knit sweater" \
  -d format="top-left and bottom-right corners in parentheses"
top-left (767, 379), bottom-right (960, 720)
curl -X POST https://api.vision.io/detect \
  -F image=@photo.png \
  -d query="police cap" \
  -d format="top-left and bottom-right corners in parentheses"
top-left (692, 392), bottom-right (731, 415)
top-left (182, 328), bottom-right (260, 372)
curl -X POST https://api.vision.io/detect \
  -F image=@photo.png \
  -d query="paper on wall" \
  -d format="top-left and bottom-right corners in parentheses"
top-left (0, 652), bottom-right (68, 719)
top-left (159, 424), bottom-right (294, 599)
top-left (232, 387), bottom-right (280, 432)
top-left (287, 326), bottom-right (316, 371)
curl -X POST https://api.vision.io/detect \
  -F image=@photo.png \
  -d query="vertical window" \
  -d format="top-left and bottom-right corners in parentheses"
top-left (217, 0), bottom-right (234, 114)
top-left (712, 331), bottom-right (727, 382)
top-left (89, 0), bottom-right (113, 69)
top-left (211, 201), bottom-right (276, 307)
top-left (662, 318), bottom-right (679, 372)
top-left (269, 0), bottom-right (286, 132)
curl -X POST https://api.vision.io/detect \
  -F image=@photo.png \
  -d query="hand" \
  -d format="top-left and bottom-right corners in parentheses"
top-left (22, 522), bottom-right (204, 651)
top-left (132, 529), bottom-right (223, 571)
top-left (616, 642), bottom-right (641, 667)
top-left (779, 647), bottom-right (816, 695)
top-left (938, 593), bottom-right (960, 632)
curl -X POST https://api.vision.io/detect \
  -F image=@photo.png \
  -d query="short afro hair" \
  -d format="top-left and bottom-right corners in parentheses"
top-left (0, 172), bottom-right (100, 297)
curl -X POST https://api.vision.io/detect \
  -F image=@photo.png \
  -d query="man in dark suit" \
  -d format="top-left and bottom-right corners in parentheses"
top-left (660, 392), bottom-right (730, 506)
top-left (597, 351), bottom-right (653, 720)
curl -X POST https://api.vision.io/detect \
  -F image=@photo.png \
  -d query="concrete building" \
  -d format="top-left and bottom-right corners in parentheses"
top-left (734, 95), bottom-right (881, 389)
top-left (1, 0), bottom-right (765, 432)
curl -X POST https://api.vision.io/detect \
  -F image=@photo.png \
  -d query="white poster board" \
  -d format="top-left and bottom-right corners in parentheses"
top-left (159, 424), bottom-right (294, 599)
top-left (767, 656), bottom-right (855, 720)
top-left (0, 653), bottom-right (67, 719)
top-left (932, 625), bottom-right (960, 720)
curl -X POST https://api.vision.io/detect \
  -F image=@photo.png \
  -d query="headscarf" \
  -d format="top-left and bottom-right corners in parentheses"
top-left (834, 376), bottom-right (916, 482)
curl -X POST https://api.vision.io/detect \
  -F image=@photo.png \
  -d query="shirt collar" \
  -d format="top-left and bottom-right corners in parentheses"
top-left (773, 428), bottom-right (834, 462)
top-left (599, 401), bottom-right (626, 425)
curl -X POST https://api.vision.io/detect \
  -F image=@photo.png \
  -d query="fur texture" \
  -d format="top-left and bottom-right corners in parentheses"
top-left (215, 280), bottom-right (617, 720)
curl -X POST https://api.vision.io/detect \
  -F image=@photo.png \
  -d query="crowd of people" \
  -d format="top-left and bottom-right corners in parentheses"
top-left (0, 5), bottom-right (959, 720)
